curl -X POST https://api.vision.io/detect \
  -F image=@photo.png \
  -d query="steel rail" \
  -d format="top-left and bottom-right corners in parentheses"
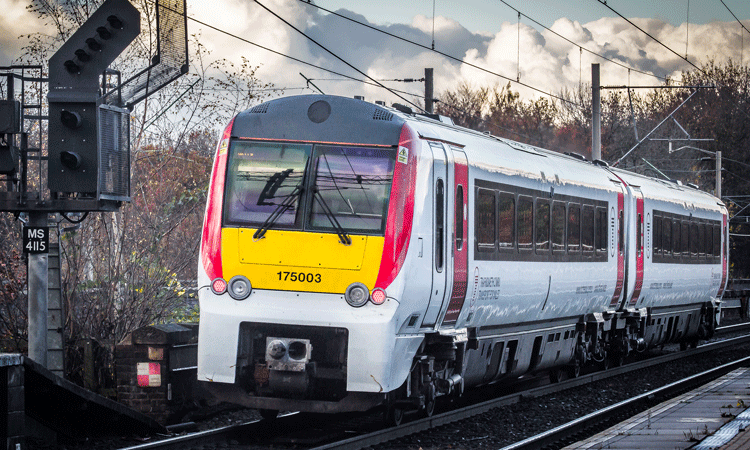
top-left (309, 334), bottom-right (750, 450)
top-left (499, 354), bottom-right (750, 450)
top-left (117, 412), bottom-right (299, 450)
top-left (117, 332), bottom-right (750, 450)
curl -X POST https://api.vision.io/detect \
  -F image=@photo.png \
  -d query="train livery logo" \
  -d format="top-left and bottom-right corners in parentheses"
top-left (398, 146), bottom-right (409, 164)
top-left (645, 213), bottom-right (651, 259)
top-left (470, 267), bottom-right (479, 312)
top-left (219, 138), bottom-right (229, 156)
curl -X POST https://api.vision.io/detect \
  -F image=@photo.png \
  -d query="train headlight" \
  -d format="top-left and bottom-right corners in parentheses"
top-left (370, 288), bottom-right (387, 305)
top-left (345, 282), bottom-right (369, 307)
top-left (211, 278), bottom-right (227, 295)
top-left (228, 275), bottom-right (252, 300)
top-left (267, 339), bottom-right (286, 360)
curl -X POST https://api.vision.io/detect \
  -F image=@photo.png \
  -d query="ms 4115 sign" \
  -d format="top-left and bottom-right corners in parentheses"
top-left (23, 227), bottom-right (49, 254)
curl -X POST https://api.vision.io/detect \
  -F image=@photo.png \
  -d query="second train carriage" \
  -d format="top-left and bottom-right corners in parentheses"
top-left (197, 95), bottom-right (728, 420)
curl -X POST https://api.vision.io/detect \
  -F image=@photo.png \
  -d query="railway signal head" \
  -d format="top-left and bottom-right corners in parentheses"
top-left (47, 0), bottom-right (139, 94)
top-left (0, 100), bottom-right (21, 176)
top-left (47, 0), bottom-right (139, 197)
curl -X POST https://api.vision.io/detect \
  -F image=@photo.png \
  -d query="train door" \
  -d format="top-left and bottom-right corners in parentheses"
top-left (422, 141), bottom-right (451, 327)
top-left (609, 181), bottom-right (627, 309)
top-left (628, 189), bottom-right (645, 307)
top-left (718, 213), bottom-right (728, 298)
top-left (441, 147), bottom-right (469, 326)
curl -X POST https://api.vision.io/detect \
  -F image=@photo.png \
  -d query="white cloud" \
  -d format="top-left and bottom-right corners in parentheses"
top-left (1, 0), bottom-right (746, 106)
top-left (0, 0), bottom-right (48, 65)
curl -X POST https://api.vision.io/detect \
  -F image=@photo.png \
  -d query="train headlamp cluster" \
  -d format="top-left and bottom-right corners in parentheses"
top-left (345, 282), bottom-right (387, 307)
top-left (227, 275), bottom-right (252, 300)
top-left (211, 275), bottom-right (252, 300)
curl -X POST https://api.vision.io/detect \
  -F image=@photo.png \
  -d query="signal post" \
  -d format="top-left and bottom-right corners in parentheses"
top-left (0, 0), bottom-right (187, 371)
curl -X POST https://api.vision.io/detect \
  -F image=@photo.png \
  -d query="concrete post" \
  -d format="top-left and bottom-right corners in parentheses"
top-left (425, 68), bottom-right (434, 114)
top-left (27, 211), bottom-right (48, 367)
top-left (592, 63), bottom-right (601, 161)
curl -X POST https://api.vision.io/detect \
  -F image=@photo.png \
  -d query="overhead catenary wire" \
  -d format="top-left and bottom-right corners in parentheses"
top-left (720, 0), bottom-right (749, 65)
top-left (253, 0), bottom-right (426, 113)
top-left (685, 0), bottom-right (690, 60)
top-left (303, 78), bottom-right (425, 98)
top-left (494, 0), bottom-right (668, 82)
top-left (720, 0), bottom-right (750, 36)
top-left (153, 1), bottom-right (423, 106)
top-left (593, 0), bottom-right (704, 74)
top-left (298, 0), bottom-right (579, 106)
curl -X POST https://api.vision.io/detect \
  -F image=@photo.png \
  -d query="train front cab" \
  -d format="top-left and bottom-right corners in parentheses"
top-left (197, 99), bottom-right (433, 415)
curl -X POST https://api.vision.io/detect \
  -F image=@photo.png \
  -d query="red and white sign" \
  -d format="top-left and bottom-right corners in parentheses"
top-left (137, 362), bottom-right (161, 387)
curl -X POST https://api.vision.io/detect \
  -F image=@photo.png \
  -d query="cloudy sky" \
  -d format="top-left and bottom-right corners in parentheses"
top-left (1, 0), bottom-right (749, 105)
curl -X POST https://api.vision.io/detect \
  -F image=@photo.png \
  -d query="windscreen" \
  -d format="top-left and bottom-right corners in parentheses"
top-left (224, 142), bottom-right (312, 227)
top-left (223, 141), bottom-right (396, 236)
top-left (309, 146), bottom-right (396, 234)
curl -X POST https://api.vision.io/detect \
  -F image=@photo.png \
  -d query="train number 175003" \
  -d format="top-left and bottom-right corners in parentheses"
top-left (277, 271), bottom-right (322, 283)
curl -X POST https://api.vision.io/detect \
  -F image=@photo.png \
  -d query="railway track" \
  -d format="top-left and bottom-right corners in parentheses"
top-left (500, 354), bottom-right (750, 450)
top-left (117, 324), bottom-right (750, 450)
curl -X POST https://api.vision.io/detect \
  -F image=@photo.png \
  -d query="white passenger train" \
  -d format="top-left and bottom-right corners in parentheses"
top-left (197, 95), bottom-right (728, 422)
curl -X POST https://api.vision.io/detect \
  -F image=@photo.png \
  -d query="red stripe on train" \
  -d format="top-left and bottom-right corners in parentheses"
top-left (374, 124), bottom-right (419, 290)
top-left (201, 117), bottom-right (235, 281)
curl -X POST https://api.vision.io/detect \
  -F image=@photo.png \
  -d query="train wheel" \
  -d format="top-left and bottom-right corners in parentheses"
top-left (260, 409), bottom-right (279, 420)
top-left (599, 351), bottom-right (610, 371)
top-left (384, 406), bottom-right (404, 426)
top-left (421, 399), bottom-right (436, 418)
top-left (567, 359), bottom-right (581, 378)
top-left (611, 352), bottom-right (625, 367)
top-left (449, 384), bottom-right (463, 405)
top-left (549, 368), bottom-right (564, 383)
top-left (690, 339), bottom-right (699, 348)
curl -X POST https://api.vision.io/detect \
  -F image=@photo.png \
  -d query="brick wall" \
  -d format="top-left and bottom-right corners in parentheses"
top-left (1, 355), bottom-right (25, 450)
top-left (116, 324), bottom-right (201, 425)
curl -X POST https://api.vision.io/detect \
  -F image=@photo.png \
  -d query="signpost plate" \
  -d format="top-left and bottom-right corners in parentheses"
top-left (23, 226), bottom-right (49, 254)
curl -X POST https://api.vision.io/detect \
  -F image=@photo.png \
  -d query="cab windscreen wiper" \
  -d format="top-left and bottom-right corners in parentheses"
top-left (313, 188), bottom-right (352, 245)
top-left (253, 169), bottom-right (301, 240)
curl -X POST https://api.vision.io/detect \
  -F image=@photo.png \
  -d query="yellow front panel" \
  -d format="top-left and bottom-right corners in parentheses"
top-left (238, 229), bottom-right (369, 269)
top-left (221, 228), bottom-right (385, 293)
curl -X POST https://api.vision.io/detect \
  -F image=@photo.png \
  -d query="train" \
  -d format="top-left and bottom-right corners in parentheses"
top-left (196, 94), bottom-right (728, 423)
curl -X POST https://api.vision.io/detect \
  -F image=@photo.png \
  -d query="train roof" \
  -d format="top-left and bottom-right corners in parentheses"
top-left (232, 95), bottom-right (405, 147)
top-left (234, 95), bottom-right (724, 213)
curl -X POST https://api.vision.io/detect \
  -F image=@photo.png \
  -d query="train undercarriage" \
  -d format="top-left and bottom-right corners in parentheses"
top-left (204, 301), bottom-right (718, 425)
top-left (384, 299), bottom-right (719, 425)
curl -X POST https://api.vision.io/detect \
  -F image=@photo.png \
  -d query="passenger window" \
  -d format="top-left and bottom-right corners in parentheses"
top-left (436, 179), bottom-right (444, 271)
top-left (653, 215), bottom-right (662, 255)
top-left (636, 213), bottom-right (643, 255)
top-left (702, 223), bottom-right (710, 257)
top-left (673, 221), bottom-right (680, 256)
top-left (552, 202), bottom-right (566, 253)
top-left (455, 185), bottom-right (464, 251)
top-left (681, 221), bottom-right (689, 256)
top-left (476, 188), bottom-right (495, 252)
top-left (596, 207), bottom-right (607, 255)
top-left (713, 224), bottom-right (721, 257)
top-left (582, 205), bottom-right (594, 254)
top-left (568, 203), bottom-right (581, 253)
top-left (618, 209), bottom-right (624, 255)
top-left (498, 193), bottom-right (515, 250)
top-left (535, 199), bottom-right (550, 253)
top-left (661, 217), bottom-right (673, 256)
top-left (690, 222), bottom-right (699, 257)
top-left (518, 196), bottom-right (533, 251)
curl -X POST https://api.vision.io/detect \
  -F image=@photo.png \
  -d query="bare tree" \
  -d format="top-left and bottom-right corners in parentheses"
top-left (1, 0), bottom-right (279, 384)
